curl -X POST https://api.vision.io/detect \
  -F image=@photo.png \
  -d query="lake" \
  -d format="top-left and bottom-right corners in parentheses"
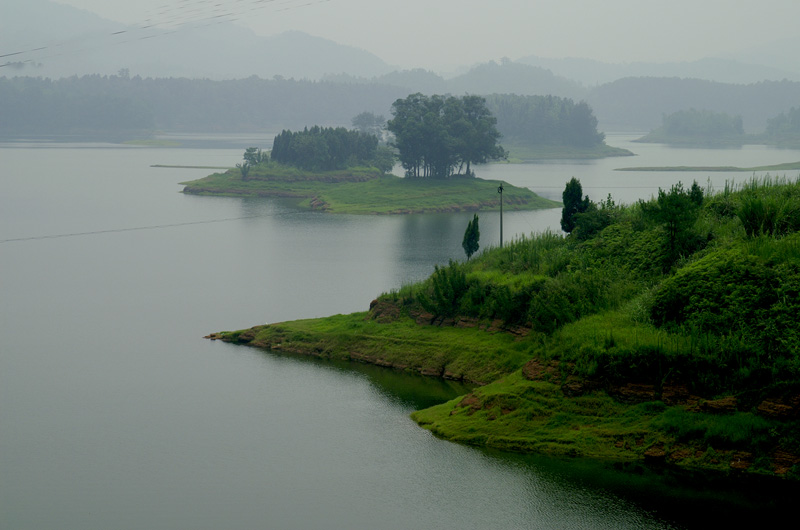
top-left (1, 136), bottom-right (799, 529)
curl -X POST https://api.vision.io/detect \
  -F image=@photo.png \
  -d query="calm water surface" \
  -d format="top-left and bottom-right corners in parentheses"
top-left (2, 137), bottom-right (799, 529)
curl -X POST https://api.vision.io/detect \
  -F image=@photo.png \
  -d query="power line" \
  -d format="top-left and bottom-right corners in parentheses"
top-left (0, 214), bottom-right (268, 244)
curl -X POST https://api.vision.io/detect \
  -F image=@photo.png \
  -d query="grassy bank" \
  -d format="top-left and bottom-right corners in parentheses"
top-left (210, 309), bottom-right (535, 385)
top-left (212, 176), bottom-right (800, 478)
top-left (181, 161), bottom-right (559, 214)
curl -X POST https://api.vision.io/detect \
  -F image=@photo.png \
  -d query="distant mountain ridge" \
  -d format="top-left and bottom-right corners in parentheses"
top-left (0, 0), bottom-right (394, 79)
top-left (3, 0), bottom-right (798, 88)
top-left (324, 61), bottom-right (585, 100)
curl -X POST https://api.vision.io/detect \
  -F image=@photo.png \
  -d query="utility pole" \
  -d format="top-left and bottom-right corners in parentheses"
top-left (497, 184), bottom-right (504, 248)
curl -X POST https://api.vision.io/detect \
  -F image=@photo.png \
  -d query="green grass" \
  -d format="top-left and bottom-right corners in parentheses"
top-left (216, 312), bottom-right (538, 384)
top-left (181, 163), bottom-right (560, 214)
top-left (411, 371), bottom-right (789, 474)
top-left (411, 372), bottom-right (667, 460)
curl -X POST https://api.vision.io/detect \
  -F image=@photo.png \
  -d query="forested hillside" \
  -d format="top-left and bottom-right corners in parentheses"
top-left (3, 74), bottom-right (799, 141)
top-left (0, 75), bottom-right (404, 137)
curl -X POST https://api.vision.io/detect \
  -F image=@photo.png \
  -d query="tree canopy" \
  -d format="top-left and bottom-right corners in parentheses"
top-left (484, 94), bottom-right (605, 147)
top-left (387, 93), bottom-right (506, 179)
top-left (560, 177), bottom-right (591, 233)
top-left (637, 108), bottom-right (745, 144)
top-left (270, 126), bottom-right (379, 171)
top-left (462, 214), bottom-right (480, 259)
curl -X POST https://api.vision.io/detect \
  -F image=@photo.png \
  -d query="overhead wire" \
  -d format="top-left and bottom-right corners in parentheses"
top-left (0, 214), bottom-right (273, 244)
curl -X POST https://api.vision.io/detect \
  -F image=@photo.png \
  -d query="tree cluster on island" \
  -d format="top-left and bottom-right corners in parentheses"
top-left (387, 93), bottom-right (506, 178)
top-left (270, 126), bottom-right (383, 171)
top-left (232, 126), bottom-right (395, 179)
top-left (484, 94), bottom-right (606, 148)
top-left (635, 108), bottom-right (745, 145)
top-left (765, 107), bottom-right (800, 147)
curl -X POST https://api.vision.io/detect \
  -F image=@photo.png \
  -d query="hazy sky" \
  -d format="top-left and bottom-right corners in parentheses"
top-left (55, 0), bottom-right (800, 70)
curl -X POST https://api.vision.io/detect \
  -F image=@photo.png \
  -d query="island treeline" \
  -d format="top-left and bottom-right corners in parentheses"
top-left (766, 107), bottom-right (800, 147)
top-left (635, 108), bottom-right (745, 145)
top-left (387, 94), bottom-right (505, 178)
top-left (270, 126), bottom-right (382, 171)
top-left (484, 94), bottom-right (605, 147)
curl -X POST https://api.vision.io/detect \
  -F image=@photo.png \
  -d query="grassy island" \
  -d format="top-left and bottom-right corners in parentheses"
top-left (181, 161), bottom-right (559, 214)
top-left (210, 176), bottom-right (800, 480)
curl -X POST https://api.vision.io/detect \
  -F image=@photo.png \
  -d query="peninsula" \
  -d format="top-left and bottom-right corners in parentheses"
top-left (210, 176), bottom-right (800, 479)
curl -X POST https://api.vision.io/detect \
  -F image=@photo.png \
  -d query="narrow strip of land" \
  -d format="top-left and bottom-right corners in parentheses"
top-left (615, 161), bottom-right (800, 172)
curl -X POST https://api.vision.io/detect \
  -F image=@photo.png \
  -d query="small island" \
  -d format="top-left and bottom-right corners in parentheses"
top-left (484, 93), bottom-right (634, 160)
top-left (182, 97), bottom-right (561, 214)
top-left (210, 176), bottom-right (800, 479)
top-left (634, 108), bottom-right (747, 147)
top-left (634, 107), bottom-right (800, 149)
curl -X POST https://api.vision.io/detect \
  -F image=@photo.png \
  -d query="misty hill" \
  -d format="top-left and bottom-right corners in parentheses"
top-left (324, 61), bottom-right (586, 100)
top-left (0, 0), bottom-right (393, 79)
top-left (517, 55), bottom-right (800, 86)
top-left (446, 60), bottom-right (585, 100)
top-left (586, 77), bottom-right (800, 133)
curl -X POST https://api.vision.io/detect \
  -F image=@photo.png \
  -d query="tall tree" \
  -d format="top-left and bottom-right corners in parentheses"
top-left (560, 177), bottom-right (590, 233)
top-left (462, 214), bottom-right (480, 259)
top-left (388, 93), bottom-right (505, 178)
top-left (351, 111), bottom-right (386, 139)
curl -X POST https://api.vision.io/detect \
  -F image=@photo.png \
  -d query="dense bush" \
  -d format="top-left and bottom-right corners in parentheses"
top-left (387, 177), bottom-right (800, 396)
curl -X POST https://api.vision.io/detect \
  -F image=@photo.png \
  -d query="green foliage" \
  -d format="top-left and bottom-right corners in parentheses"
top-left (560, 177), bottom-right (590, 233)
top-left (371, 145), bottom-right (396, 174)
top-left (640, 181), bottom-right (705, 270)
top-left (351, 111), bottom-right (386, 139)
top-left (418, 261), bottom-right (469, 319)
top-left (462, 214), bottom-right (480, 259)
top-left (271, 126), bottom-right (379, 171)
top-left (387, 93), bottom-right (505, 178)
top-left (243, 147), bottom-right (269, 165)
top-left (654, 409), bottom-right (771, 449)
top-left (235, 161), bottom-right (250, 180)
top-left (765, 107), bottom-right (800, 146)
top-left (483, 94), bottom-right (606, 148)
top-left (650, 238), bottom-right (800, 361)
top-left (736, 177), bottom-right (800, 237)
top-left (573, 200), bottom-right (615, 241)
top-left (637, 108), bottom-right (745, 145)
